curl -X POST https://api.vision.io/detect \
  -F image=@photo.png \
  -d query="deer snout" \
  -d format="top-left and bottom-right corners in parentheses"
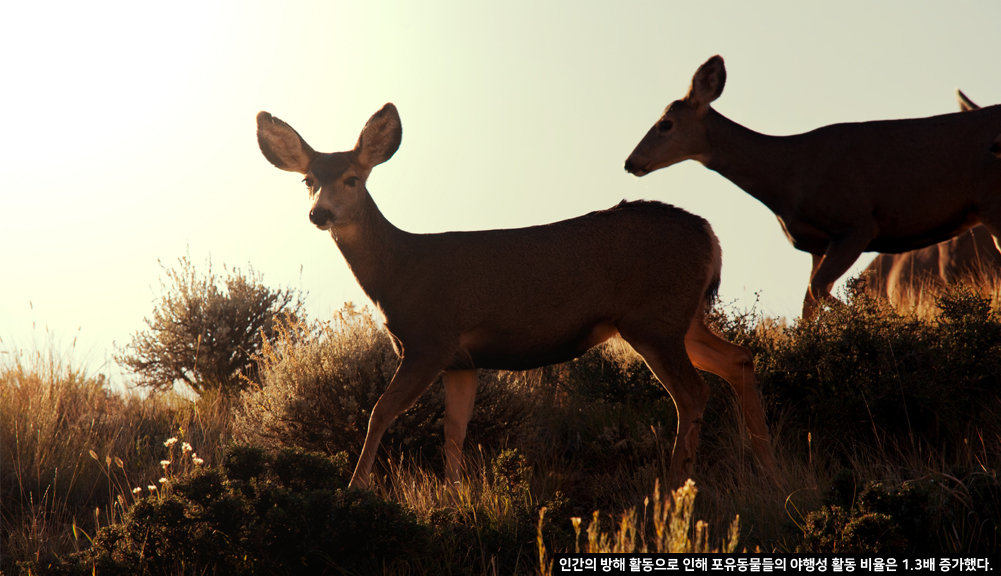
top-left (309, 207), bottom-right (333, 227)
top-left (624, 157), bottom-right (648, 177)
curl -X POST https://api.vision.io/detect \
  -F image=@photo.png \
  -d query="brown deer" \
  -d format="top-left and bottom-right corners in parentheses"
top-left (861, 91), bottom-right (1001, 305)
top-left (257, 104), bottom-right (777, 490)
top-left (624, 55), bottom-right (1001, 319)
top-left (863, 226), bottom-right (1001, 307)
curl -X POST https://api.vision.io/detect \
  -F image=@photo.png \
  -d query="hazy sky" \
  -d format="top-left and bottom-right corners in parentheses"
top-left (3, 1), bottom-right (1000, 379)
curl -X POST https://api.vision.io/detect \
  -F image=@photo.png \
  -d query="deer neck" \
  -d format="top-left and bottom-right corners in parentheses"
top-left (332, 191), bottom-right (410, 308)
top-left (701, 110), bottom-right (798, 215)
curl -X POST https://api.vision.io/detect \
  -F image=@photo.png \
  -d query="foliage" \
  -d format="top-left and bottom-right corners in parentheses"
top-left (722, 281), bottom-right (1001, 450)
top-left (116, 253), bottom-right (305, 395)
top-left (796, 467), bottom-right (1001, 554)
top-left (31, 445), bottom-right (428, 576)
top-left (8, 278), bottom-right (1001, 572)
top-left (235, 304), bottom-right (534, 469)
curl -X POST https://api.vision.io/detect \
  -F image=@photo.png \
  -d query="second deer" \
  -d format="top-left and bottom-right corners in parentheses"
top-left (862, 91), bottom-right (1001, 306)
top-left (257, 104), bottom-right (778, 490)
top-left (625, 56), bottom-right (1001, 319)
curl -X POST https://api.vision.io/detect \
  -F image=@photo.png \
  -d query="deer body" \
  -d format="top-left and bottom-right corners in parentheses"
top-left (625, 56), bottom-right (1001, 318)
top-left (257, 104), bottom-right (777, 490)
top-left (860, 93), bottom-right (1001, 306)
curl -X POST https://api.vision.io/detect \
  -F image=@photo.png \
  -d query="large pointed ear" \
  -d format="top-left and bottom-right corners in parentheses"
top-left (257, 112), bottom-right (316, 174)
top-left (685, 55), bottom-right (726, 118)
top-left (354, 103), bottom-right (402, 170)
top-left (957, 89), bottom-right (979, 112)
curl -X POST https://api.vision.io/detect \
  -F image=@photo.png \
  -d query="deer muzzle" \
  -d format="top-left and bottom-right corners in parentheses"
top-left (309, 207), bottom-right (333, 228)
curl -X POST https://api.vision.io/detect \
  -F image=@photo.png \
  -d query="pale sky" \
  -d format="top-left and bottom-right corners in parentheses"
top-left (3, 1), bottom-right (1000, 379)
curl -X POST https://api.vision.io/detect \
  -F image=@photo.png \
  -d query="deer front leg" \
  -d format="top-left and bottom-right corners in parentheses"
top-left (350, 355), bottom-right (446, 490)
top-left (802, 228), bottom-right (876, 320)
top-left (443, 369), bottom-right (478, 485)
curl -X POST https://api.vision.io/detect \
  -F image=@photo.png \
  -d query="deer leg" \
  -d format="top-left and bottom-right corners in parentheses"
top-left (621, 330), bottom-right (709, 490)
top-left (976, 219), bottom-right (1001, 256)
top-left (442, 369), bottom-right (478, 485)
top-left (349, 355), bottom-right (446, 489)
top-left (802, 253), bottom-right (825, 319)
top-left (803, 230), bottom-right (875, 319)
top-left (684, 315), bottom-right (780, 483)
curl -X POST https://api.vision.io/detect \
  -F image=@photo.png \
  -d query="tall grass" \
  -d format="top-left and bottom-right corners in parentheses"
top-left (1, 337), bottom-right (234, 573)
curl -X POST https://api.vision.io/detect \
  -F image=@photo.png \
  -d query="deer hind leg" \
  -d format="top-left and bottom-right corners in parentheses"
top-left (802, 253), bottom-right (825, 319)
top-left (620, 327), bottom-right (709, 489)
top-left (442, 369), bottom-right (478, 485)
top-left (350, 355), bottom-right (446, 489)
top-left (684, 315), bottom-right (780, 483)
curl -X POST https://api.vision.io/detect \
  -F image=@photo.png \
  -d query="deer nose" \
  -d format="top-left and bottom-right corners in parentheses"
top-left (309, 207), bottom-right (332, 226)
top-left (624, 159), bottom-right (636, 173)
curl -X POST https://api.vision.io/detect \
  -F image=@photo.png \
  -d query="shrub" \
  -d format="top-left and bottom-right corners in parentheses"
top-left (116, 253), bottom-right (305, 395)
top-left (741, 281), bottom-right (1001, 449)
top-left (35, 445), bottom-right (427, 576)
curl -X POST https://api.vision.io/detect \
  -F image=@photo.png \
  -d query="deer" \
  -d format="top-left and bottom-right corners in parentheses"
top-left (862, 226), bottom-right (1001, 307)
top-left (624, 55), bottom-right (1001, 319)
top-left (861, 91), bottom-right (1001, 306)
top-left (256, 103), bottom-right (778, 490)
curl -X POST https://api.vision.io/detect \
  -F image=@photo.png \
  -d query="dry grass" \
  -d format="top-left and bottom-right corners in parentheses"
top-left (0, 336), bottom-right (234, 572)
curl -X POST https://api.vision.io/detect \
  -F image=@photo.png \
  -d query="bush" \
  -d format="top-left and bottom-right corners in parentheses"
top-left (235, 304), bottom-right (534, 471)
top-left (736, 282), bottom-right (1001, 450)
top-left (35, 445), bottom-right (427, 576)
top-left (116, 253), bottom-right (305, 395)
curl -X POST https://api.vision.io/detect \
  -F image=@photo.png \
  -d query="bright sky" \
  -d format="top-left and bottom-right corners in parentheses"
top-left (3, 1), bottom-right (1000, 379)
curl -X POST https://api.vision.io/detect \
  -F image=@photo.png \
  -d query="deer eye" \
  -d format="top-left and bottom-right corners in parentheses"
top-left (345, 176), bottom-right (359, 187)
top-left (658, 120), bottom-right (673, 133)
top-left (302, 178), bottom-right (315, 192)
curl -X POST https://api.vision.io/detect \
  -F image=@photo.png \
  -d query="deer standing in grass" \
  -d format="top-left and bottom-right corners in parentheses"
top-left (862, 91), bottom-right (1001, 305)
top-left (257, 104), bottom-right (777, 490)
top-left (624, 56), bottom-right (1001, 319)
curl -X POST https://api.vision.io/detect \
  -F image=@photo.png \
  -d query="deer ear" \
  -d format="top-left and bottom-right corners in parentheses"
top-left (257, 112), bottom-right (316, 174)
top-left (685, 55), bottom-right (726, 118)
top-left (355, 103), bottom-right (402, 169)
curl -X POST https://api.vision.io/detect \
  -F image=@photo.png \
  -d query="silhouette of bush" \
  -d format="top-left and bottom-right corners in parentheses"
top-left (116, 253), bottom-right (305, 395)
top-left (36, 445), bottom-right (427, 576)
top-left (733, 282), bottom-right (1001, 448)
top-left (235, 304), bottom-right (534, 469)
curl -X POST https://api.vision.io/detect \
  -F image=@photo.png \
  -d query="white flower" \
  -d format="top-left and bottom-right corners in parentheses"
top-left (164, 438), bottom-right (178, 448)
top-left (159, 477), bottom-right (168, 483)
top-left (160, 460), bottom-right (171, 469)
top-left (148, 485), bottom-right (157, 492)
top-left (132, 487), bottom-right (142, 494)
top-left (182, 442), bottom-right (193, 453)
top-left (192, 456), bottom-right (204, 466)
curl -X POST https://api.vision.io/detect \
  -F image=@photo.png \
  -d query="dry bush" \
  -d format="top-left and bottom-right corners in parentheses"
top-left (234, 304), bottom-right (535, 472)
top-left (116, 253), bottom-right (305, 396)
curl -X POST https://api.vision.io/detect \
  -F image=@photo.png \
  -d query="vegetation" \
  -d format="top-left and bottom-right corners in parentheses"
top-left (4, 273), bottom-right (1001, 574)
top-left (115, 253), bottom-right (305, 395)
